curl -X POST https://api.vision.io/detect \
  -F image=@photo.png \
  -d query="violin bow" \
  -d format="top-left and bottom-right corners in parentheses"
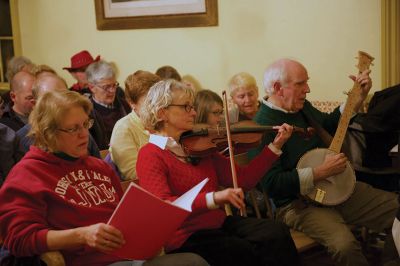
top-left (222, 91), bottom-right (247, 217)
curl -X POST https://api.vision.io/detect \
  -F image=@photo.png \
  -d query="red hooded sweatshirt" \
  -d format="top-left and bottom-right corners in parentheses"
top-left (0, 146), bottom-right (125, 266)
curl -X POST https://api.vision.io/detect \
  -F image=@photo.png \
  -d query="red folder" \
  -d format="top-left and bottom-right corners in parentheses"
top-left (107, 178), bottom-right (208, 260)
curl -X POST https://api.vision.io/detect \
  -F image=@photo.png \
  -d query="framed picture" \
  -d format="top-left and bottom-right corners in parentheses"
top-left (94, 0), bottom-right (218, 30)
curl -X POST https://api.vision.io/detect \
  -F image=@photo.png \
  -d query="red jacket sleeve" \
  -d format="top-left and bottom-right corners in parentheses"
top-left (213, 145), bottom-right (279, 190)
top-left (0, 179), bottom-right (49, 256)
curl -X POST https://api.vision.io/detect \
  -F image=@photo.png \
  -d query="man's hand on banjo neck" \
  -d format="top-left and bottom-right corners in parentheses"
top-left (312, 69), bottom-right (371, 183)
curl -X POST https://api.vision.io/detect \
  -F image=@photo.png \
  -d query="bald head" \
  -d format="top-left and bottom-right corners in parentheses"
top-left (10, 72), bottom-right (36, 116)
top-left (263, 58), bottom-right (307, 96)
top-left (263, 58), bottom-right (310, 112)
top-left (32, 74), bottom-right (68, 99)
top-left (10, 71), bottom-right (35, 92)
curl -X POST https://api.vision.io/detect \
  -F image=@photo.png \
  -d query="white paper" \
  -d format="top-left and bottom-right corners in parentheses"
top-left (391, 144), bottom-right (398, 153)
top-left (172, 178), bottom-right (208, 211)
top-left (392, 217), bottom-right (400, 256)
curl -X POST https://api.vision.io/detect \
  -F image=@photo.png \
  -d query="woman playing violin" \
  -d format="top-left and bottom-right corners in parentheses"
top-left (137, 79), bottom-right (299, 266)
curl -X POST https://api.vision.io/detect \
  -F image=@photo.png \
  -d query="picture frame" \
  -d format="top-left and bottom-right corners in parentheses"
top-left (94, 0), bottom-right (218, 30)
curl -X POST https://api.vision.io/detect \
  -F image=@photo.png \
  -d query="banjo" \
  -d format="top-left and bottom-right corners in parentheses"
top-left (297, 51), bottom-right (374, 206)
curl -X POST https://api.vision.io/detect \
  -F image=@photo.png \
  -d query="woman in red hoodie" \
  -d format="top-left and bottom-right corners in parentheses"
top-left (0, 90), bottom-right (207, 266)
top-left (136, 79), bottom-right (299, 266)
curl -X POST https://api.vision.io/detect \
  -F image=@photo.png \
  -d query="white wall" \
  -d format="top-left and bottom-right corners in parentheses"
top-left (18, 0), bottom-right (381, 101)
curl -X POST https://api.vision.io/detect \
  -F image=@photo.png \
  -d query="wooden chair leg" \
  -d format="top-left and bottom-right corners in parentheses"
top-left (40, 251), bottom-right (66, 266)
top-left (290, 229), bottom-right (319, 253)
top-left (224, 204), bottom-right (233, 216)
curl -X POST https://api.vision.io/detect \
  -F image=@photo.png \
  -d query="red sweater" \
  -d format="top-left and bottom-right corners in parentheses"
top-left (0, 146), bottom-right (124, 266)
top-left (136, 143), bottom-right (279, 252)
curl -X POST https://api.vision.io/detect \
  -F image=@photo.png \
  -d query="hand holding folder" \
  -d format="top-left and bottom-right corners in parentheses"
top-left (107, 178), bottom-right (208, 260)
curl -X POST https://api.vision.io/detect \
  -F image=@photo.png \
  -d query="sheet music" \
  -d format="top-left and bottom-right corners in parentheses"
top-left (391, 144), bottom-right (398, 153)
top-left (173, 178), bottom-right (208, 211)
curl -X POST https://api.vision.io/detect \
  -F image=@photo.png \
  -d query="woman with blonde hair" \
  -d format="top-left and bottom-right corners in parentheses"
top-left (228, 72), bottom-right (260, 122)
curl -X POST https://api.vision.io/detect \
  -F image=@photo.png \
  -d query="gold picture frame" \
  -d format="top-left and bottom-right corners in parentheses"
top-left (94, 0), bottom-right (218, 30)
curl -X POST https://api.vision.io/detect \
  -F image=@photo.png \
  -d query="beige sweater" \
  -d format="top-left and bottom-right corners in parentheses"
top-left (109, 111), bottom-right (149, 180)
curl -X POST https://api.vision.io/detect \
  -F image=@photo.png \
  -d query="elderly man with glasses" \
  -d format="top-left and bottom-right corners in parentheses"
top-left (86, 60), bottom-right (130, 150)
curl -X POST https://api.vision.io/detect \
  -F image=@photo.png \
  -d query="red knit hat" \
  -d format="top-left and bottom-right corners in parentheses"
top-left (63, 50), bottom-right (100, 71)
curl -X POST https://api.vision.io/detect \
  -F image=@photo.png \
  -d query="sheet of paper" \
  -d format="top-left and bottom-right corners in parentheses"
top-left (391, 144), bottom-right (398, 153)
top-left (173, 178), bottom-right (209, 211)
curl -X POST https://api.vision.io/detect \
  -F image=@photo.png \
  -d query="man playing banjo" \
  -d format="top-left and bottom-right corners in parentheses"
top-left (248, 57), bottom-right (399, 266)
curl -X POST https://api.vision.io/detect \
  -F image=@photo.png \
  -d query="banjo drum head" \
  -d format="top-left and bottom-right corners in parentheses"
top-left (297, 148), bottom-right (356, 206)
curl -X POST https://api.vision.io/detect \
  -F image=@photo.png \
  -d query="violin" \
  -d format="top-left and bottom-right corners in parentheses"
top-left (180, 120), bottom-right (312, 158)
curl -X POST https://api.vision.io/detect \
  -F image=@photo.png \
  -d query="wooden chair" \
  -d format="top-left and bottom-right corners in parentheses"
top-left (40, 251), bottom-right (65, 266)
top-left (99, 149), bottom-right (109, 160)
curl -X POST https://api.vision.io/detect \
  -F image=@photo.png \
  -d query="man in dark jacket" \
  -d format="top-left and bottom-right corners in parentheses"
top-left (0, 123), bottom-right (23, 185)
top-left (0, 72), bottom-right (35, 131)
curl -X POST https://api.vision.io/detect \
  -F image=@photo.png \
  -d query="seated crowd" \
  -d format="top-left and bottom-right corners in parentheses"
top-left (0, 50), bottom-right (399, 266)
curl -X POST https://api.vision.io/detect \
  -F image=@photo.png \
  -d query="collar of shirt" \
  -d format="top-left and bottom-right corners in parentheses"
top-left (92, 97), bottom-right (114, 109)
top-left (149, 134), bottom-right (186, 157)
top-left (262, 97), bottom-right (297, 114)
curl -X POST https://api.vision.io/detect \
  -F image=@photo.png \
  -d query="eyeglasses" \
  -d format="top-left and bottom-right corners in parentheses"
top-left (168, 104), bottom-right (195, 113)
top-left (57, 119), bottom-right (94, 135)
top-left (95, 82), bottom-right (119, 92)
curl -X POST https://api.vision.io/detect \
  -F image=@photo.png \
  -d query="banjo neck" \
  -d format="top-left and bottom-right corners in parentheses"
top-left (328, 51), bottom-right (374, 153)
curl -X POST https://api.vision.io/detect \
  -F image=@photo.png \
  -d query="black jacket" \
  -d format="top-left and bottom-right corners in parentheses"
top-left (353, 84), bottom-right (400, 168)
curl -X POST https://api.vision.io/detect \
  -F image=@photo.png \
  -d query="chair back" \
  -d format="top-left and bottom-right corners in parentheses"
top-left (99, 149), bottom-right (109, 159)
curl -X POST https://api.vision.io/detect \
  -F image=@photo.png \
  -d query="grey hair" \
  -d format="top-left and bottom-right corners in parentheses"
top-left (263, 59), bottom-right (294, 96)
top-left (228, 72), bottom-right (258, 97)
top-left (86, 60), bottom-right (115, 84)
top-left (6, 56), bottom-right (34, 81)
top-left (140, 79), bottom-right (194, 131)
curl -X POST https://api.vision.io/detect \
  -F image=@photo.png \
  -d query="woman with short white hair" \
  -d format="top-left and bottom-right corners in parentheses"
top-left (228, 72), bottom-right (260, 122)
